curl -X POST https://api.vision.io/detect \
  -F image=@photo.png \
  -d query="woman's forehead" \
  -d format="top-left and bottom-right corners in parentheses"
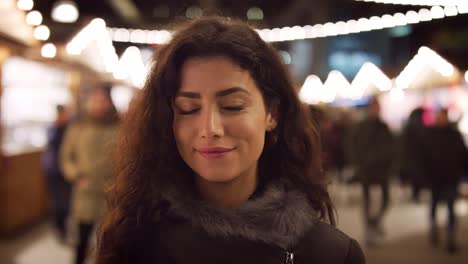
top-left (177, 57), bottom-right (259, 95)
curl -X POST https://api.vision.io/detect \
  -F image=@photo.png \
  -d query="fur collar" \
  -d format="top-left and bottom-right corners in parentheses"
top-left (160, 179), bottom-right (320, 249)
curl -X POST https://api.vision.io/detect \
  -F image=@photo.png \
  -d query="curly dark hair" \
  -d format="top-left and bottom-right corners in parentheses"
top-left (96, 17), bottom-right (333, 264)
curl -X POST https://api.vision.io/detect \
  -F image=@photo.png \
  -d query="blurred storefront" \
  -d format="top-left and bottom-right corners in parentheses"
top-left (0, 1), bottom-right (138, 235)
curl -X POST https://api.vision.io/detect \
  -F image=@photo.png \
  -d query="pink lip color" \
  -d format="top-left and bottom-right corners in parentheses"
top-left (197, 147), bottom-right (234, 159)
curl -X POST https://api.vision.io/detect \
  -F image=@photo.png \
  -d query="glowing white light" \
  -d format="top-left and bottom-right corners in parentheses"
top-left (465, 70), bottom-right (468, 82)
top-left (113, 63), bottom-right (128, 80)
top-left (41, 43), bottom-right (56, 58)
top-left (117, 46), bottom-right (147, 87)
top-left (280, 27), bottom-right (293, 41)
top-left (459, 115), bottom-right (468, 134)
top-left (114, 28), bottom-right (130, 42)
top-left (130, 29), bottom-right (146, 43)
top-left (323, 71), bottom-right (349, 101)
top-left (369, 16), bottom-right (383, 30)
top-left (346, 20), bottom-right (360, 33)
top-left (418, 46), bottom-right (455, 77)
top-left (335, 21), bottom-right (349, 35)
top-left (247, 7), bottom-right (264, 20)
top-left (111, 86), bottom-right (135, 112)
top-left (431, 6), bottom-right (445, 19)
top-left (406, 11), bottom-right (420, 24)
top-left (51, 0), bottom-right (79, 23)
top-left (357, 18), bottom-right (371, 31)
top-left (147, 30), bottom-right (159, 44)
top-left (34, 25), bottom-right (50, 40)
top-left (66, 18), bottom-right (121, 75)
top-left (291, 26), bottom-right (306, 40)
top-left (418, 8), bottom-right (433, 21)
top-left (351, 62), bottom-right (392, 98)
top-left (66, 43), bottom-right (81, 55)
top-left (271, 28), bottom-right (281, 42)
top-left (323, 22), bottom-right (338, 36)
top-left (368, 63), bottom-right (392, 91)
top-left (444, 6), bottom-right (458, 16)
top-left (86, 5), bottom-right (467, 44)
top-left (389, 87), bottom-right (405, 102)
top-left (17, 0), bottom-right (34, 11)
top-left (396, 46), bottom-right (457, 89)
top-left (458, 5), bottom-right (468, 14)
top-left (299, 75), bottom-right (323, 104)
top-left (313, 24), bottom-right (325, 37)
top-left (393, 12), bottom-right (408, 26)
top-left (26, 10), bottom-right (42, 26)
top-left (440, 64), bottom-right (454, 77)
top-left (303, 25), bottom-right (316, 38)
top-left (158, 30), bottom-right (172, 43)
top-left (355, 0), bottom-right (468, 5)
top-left (455, 200), bottom-right (468, 216)
top-left (259, 28), bottom-right (271, 41)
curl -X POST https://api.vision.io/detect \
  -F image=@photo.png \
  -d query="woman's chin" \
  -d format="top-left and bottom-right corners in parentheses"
top-left (196, 171), bottom-right (238, 184)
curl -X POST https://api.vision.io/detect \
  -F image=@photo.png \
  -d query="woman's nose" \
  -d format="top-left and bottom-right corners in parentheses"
top-left (199, 107), bottom-right (224, 138)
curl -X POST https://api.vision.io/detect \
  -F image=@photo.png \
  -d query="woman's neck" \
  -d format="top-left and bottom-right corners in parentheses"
top-left (196, 170), bottom-right (258, 209)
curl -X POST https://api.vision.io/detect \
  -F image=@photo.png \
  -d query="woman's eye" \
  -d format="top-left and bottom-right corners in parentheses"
top-left (176, 108), bottom-right (199, 115)
top-left (222, 106), bottom-right (244, 111)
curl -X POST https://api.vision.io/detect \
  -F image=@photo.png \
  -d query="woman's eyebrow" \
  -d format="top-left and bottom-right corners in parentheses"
top-left (215, 87), bottom-right (250, 97)
top-left (175, 91), bottom-right (201, 99)
top-left (176, 87), bottom-right (250, 99)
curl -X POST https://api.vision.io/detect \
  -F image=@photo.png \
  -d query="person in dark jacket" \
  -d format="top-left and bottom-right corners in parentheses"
top-left (42, 104), bottom-right (71, 241)
top-left (400, 107), bottom-right (426, 202)
top-left (348, 97), bottom-right (395, 246)
top-left (95, 17), bottom-right (365, 264)
top-left (421, 108), bottom-right (468, 254)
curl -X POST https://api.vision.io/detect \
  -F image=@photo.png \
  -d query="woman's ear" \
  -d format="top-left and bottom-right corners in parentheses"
top-left (266, 112), bottom-right (278, 132)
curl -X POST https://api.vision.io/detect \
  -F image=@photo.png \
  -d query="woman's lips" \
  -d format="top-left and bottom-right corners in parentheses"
top-left (196, 147), bottom-right (234, 159)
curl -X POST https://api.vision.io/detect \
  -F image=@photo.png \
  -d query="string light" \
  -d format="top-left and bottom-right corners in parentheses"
top-left (355, 0), bottom-right (468, 6)
top-left (41, 43), bottom-right (56, 58)
top-left (301, 47), bottom-right (457, 104)
top-left (105, 6), bottom-right (468, 44)
top-left (17, 0), bottom-right (34, 11)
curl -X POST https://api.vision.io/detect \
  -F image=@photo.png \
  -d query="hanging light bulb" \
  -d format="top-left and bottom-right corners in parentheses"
top-left (34, 25), bottom-right (50, 40)
top-left (17, 0), bottom-right (34, 11)
top-left (51, 0), bottom-right (79, 23)
top-left (41, 43), bottom-right (56, 58)
top-left (26, 10), bottom-right (42, 26)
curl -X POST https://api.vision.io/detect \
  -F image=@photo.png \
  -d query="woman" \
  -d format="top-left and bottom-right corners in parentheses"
top-left (60, 85), bottom-right (119, 264)
top-left (96, 17), bottom-right (365, 264)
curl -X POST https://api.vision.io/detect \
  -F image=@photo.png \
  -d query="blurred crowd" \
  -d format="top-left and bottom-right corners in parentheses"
top-left (313, 96), bottom-right (468, 253)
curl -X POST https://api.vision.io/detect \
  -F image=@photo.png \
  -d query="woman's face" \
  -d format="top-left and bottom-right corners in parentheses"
top-left (172, 56), bottom-right (276, 184)
top-left (87, 88), bottom-right (112, 118)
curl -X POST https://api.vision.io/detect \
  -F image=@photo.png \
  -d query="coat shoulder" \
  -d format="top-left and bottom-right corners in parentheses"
top-left (296, 221), bottom-right (366, 264)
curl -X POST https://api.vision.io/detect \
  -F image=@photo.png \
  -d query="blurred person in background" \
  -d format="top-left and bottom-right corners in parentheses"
top-left (421, 108), bottom-right (468, 254)
top-left (42, 104), bottom-right (71, 241)
top-left (60, 84), bottom-right (119, 264)
top-left (399, 107), bottom-right (426, 203)
top-left (323, 111), bottom-right (351, 182)
top-left (348, 96), bottom-right (395, 246)
top-left (95, 17), bottom-right (365, 264)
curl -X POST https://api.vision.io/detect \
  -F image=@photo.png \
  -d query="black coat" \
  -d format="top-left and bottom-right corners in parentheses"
top-left (151, 214), bottom-right (365, 264)
top-left (127, 179), bottom-right (365, 264)
top-left (349, 117), bottom-right (395, 183)
top-left (421, 125), bottom-right (468, 187)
